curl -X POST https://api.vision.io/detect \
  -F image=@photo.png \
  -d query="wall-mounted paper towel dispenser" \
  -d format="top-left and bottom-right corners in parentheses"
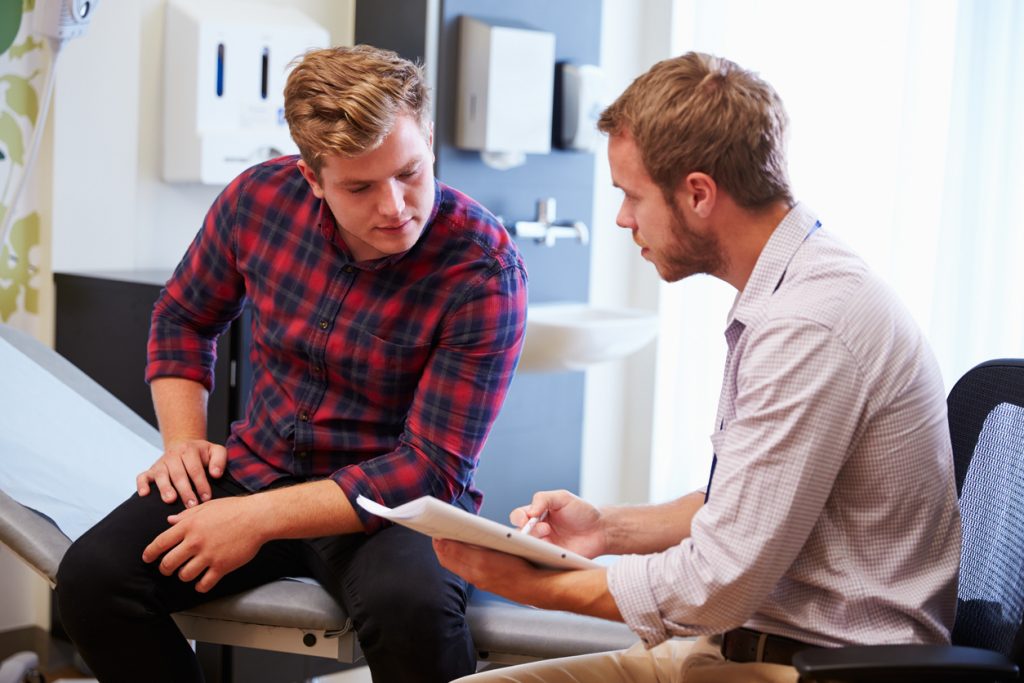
top-left (455, 15), bottom-right (555, 169)
top-left (558, 63), bottom-right (605, 152)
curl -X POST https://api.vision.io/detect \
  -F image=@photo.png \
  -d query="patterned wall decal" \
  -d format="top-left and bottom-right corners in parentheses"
top-left (0, 0), bottom-right (46, 327)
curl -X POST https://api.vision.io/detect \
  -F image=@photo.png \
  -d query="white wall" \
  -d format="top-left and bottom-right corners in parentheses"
top-left (581, 0), bottom-right (672, 506)
top-left (52, 0), bottom-right (355, 273)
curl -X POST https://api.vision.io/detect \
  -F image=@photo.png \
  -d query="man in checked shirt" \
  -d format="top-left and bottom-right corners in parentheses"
top-left (56, 46), bottom-right (527, 683)
top-left (436, 52), bottom-right (960, 682)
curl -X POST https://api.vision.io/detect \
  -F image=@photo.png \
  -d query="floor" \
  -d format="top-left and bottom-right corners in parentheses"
top-left (0, 626), bottom-right (80, 681)
top-left (311, 667), bottom-right (372, 682)
top-left (43, 666), bottom-right (374, 682)
top-left (0, 627), bottom-right (375, 683)
top-left (46, 670), bottom-right (373, 683)
top-left (45, 671), bottom-right (375, 682)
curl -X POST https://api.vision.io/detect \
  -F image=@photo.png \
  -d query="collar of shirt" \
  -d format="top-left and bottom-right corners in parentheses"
top-left (725, 202), bottom-right (821, 331)
top-left (315, 180), bottom-right (443, 272)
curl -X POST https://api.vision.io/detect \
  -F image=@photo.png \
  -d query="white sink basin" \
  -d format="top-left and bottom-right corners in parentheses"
top-left (518, 302), bottom-right (659, 373)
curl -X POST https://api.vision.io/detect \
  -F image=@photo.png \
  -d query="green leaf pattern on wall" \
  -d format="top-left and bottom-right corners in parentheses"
top-left (0, 212), bottom-right (38, 318)
top-left (0, 110), bottom-right (24, 165)
top-left (8, 35), bottom-right (43, 59)
top-left (0, 1), bottom-right (44, 323)
top-left (1, 72), bottom-right (41, 124)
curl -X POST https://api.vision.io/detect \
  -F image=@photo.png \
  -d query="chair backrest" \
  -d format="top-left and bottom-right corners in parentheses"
top-left (947, 359), bottom-right (1024, 664)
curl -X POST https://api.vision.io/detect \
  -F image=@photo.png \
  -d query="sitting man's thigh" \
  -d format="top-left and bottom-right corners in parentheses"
top-left (306, 522), bottom-right (471, 620)
top-left (305, 520), bottom-right (475, 677)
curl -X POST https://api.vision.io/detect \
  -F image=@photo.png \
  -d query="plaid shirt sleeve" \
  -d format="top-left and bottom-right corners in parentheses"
top-left (146, 175), bottom-right (247, 391)
top-left (334, 261), bottom-right (527, 533)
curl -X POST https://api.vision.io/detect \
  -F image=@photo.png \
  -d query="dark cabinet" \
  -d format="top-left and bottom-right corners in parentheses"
top-left (54, 270), bottom-right (252, 444)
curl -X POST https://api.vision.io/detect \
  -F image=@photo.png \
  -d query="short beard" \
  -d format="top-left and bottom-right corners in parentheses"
top-left (655, 200), bottom-right (726, 283)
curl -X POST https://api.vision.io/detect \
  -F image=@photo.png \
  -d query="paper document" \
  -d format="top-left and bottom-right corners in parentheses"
top-left (357, 495), bottom-right (600, 570)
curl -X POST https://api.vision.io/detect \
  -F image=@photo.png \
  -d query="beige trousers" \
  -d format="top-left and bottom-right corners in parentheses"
top-left (455, 635), bottom-right (799, 683)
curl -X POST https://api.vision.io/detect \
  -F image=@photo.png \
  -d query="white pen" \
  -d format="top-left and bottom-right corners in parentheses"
top-left (519, 510), bottom-right (548, 536)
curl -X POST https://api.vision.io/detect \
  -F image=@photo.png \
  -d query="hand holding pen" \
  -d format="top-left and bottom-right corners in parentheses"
top-left (519, 510), bottom-right (548, 536)
top-left (510, 490), bottom-right (607, 558)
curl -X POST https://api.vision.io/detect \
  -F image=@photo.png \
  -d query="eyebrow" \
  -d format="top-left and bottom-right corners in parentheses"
top-left (339, 158), bottom-right (422, 188)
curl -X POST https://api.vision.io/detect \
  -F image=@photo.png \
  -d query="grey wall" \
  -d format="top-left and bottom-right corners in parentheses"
top-left (356, 0), bottom-right (603, 521)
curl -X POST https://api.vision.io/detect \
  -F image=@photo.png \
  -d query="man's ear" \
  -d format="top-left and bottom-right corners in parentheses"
top-left (297, 159), bottom-right (325, 199)
top-left (425, 122), bottom-right (436, 166)
top-left (676, 172), bottom-right (717, 218)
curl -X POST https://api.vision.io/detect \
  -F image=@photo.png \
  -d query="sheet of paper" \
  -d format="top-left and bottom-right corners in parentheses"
top-left (0, 336), bottom-right (160, 541)
top-left (357, 495), bottom-right (600, 570)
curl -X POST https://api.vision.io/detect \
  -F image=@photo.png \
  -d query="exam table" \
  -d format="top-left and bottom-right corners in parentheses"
top-left (0, 323), bottom-right (637, 673)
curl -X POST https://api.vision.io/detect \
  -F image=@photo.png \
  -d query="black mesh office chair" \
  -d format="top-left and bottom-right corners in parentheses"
top-left (795, 359), bottom-right (1024, 682)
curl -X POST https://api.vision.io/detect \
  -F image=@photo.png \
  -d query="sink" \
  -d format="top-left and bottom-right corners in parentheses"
top-left (518, 302), bottom-right (659, 373)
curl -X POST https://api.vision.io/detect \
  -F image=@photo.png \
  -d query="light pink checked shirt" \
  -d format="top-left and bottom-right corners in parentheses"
top-left (608, 203), bottom-right (961, 649)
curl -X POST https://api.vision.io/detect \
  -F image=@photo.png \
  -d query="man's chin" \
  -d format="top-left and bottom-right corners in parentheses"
top-left (376, 222), bottom-right (423, 253)
top-left (653, 258), bottom-right (700, 284)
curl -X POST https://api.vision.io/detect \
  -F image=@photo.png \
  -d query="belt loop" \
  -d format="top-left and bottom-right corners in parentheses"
top-left (755, 632), bottom-right (768, 662)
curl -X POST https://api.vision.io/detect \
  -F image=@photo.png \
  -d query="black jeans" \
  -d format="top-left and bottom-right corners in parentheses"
top-left (55, 474), bottom-right (476, 683)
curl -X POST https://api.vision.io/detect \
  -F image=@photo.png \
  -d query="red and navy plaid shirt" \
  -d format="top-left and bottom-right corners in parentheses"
top-left (146, 156), bottom-right (527, 532)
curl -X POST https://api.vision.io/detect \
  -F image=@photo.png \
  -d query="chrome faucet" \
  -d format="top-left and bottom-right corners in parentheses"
top-left (511, 198), bottom-right (590, 247)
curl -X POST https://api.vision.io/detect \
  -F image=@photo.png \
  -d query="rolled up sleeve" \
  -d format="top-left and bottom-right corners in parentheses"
top-left (336, 263), bottom-right (527, 533)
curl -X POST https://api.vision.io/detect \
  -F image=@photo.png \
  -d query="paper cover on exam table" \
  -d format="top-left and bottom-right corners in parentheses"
top-left (0, 335), bottom-right (159, 542)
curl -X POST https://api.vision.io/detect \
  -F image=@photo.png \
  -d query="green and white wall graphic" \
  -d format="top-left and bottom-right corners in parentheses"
top-left (1, 0), bottom-right (49, 335)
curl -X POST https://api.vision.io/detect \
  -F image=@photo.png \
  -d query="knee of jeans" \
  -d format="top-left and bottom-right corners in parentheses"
top-left (356, 576), bottom-right (466, 632)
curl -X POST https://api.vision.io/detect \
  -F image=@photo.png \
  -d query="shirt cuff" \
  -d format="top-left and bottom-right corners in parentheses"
top-left (608, 554), bottom-right (670, 648)
top-left (145, 360), bottom-right (215, 392)
top-left (332, 467), bottom-right (387, 534)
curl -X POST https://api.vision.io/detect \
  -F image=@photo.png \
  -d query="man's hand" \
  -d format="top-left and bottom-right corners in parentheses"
top-left (433, 538), bottom-right (622, 621)
top-left (510, 489), bottom-right (607, 558)
top-left (433, 538), bottom-right (550, 603)
top-left (142, 496), bottom-right (264, 593)
top-left (137, 439), bottom-right (227, 508)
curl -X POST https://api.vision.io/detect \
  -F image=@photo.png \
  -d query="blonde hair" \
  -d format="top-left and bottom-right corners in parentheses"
top-left (598, 52), bottom-right (792, 209)
top-left (284, 45), bottom-right (430, 174)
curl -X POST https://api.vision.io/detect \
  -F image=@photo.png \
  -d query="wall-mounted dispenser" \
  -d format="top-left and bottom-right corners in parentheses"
top-left (558, 63), bottom-right (604, 152)
top-left (162, 0), bottom-right (329, 184)
top-left (455, 15), bottom-right (555, 170)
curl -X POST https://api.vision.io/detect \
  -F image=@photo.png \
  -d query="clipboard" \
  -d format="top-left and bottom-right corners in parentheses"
top-left (356, 495), bottom-right (600, 570)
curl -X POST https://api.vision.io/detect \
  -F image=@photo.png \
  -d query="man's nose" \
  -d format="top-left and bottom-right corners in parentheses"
top-left (379, 180), bottom-right (405, 218)
top-left (615, 203), bottom-right (633, 229)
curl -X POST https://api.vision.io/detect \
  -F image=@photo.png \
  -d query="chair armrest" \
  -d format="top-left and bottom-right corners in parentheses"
top-left (793, 644), bottom-right (1019, 682)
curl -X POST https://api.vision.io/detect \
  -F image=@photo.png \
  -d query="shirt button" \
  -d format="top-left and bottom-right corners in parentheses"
top-left (299, 411), bottom-right (310, 422)
top-left (343, 265), bottom-right (355, 274)
top-left (318, 319), bottom-right (329, 330)
top-left (296, 451), bottom-right (308, 459)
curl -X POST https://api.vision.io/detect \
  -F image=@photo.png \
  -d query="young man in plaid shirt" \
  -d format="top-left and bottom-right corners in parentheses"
top-left (57, 45), bottom-right (528, 683)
